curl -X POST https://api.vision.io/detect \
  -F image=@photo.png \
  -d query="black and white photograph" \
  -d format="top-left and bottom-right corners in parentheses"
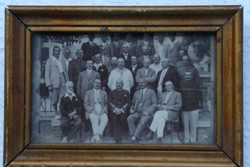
top-left (31, 32), bottom-right (216, 145)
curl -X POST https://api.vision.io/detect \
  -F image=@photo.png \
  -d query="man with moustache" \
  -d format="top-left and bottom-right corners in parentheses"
top-left (127, 78), bottom-right (157, 143)
top-left (61, 48), bottom-right (72, 82)
top-left (84, 79), bottom-right (108, 142)
top-left (119, 43), bottom-right (132, 69)
top-left (177, 55), bottom-right (202, 143)
top-left (154, 58), bottom-right (178, 97)
top-left (68, 49), bottom-right (86, 93)
top-left (81, 33), bottom-right (100, 61)
top-left (108, 58), bottom-right (134, 93)
top-left (145, 81), bottom-right (182, 143)
top-left (136, 58), bottom-right (156, 89)
top-left (60, 81), bottom-right (82, 143)
top-left (149, 54), bottom-right (163, 74)
top-left (45, 46), bottom-right (66, 117)
top-left (108, 79), bottom-right (130, 143)
top-left (93, 53), bottom-right (109, 91)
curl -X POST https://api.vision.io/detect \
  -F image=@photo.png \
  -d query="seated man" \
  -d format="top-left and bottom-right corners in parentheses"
top-left (108, 79), bottom-right (130, 143)
top-left (60, 81), bottom-right (82, 143)
top-left (127, 78), bottom-right (157, 143)
top-left (145, 81), bottom-right (182, 143)
top-left (84, 78), bottom-right (108, 142)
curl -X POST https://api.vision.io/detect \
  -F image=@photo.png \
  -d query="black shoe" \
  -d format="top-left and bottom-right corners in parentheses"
top-left (144, 131), bottom-right (154, 140)
top-left (157, 137), bottom-right (163, 144)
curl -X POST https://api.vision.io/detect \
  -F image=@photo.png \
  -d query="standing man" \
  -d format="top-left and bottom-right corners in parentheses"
top-left (93, 53), bottom-right (109, 91)
top-left (107, 56), bottom-right (118, 74)
top-left (127, 78), bottom-right (157, 143)
top-left (154, 58), bottom-right (178, 97)
top-left (45, 46), bottom-right (66, 116)
top-left (145, 81), bottom-right (182, 143)
top-left (149, 54), bottom-right (163, 74)
top-left (77, 60), bottom-right (100, 107)
top-left (60, 81), bottom-right (82, 143)
top-left (60, 48), bottom-right (72, 82)
top-left (108, 79), bottom-right (131, 143)
top-left (154, 34), bottom-right (168, 61)
top-left (166, 32), bottom-right (182, 66)
top-left (111, 33), bottom-right (122, 57)
top-left (84, 79), bottom-right (108, 142)
top-left (136, 58), bottom-right (156, 89)
top-left (81, 33), bottom-right (100, 61)
top-left (68, 49), bottom-right (86, 93)
top-left (108, 58), bottom-right (134, 93)
top-left (99, 34), bottom-right (111, 58)
top-left (137, 33), bottom-right (155, 57)
top-left (119, 43), bottom-right (132, 69)
top-left (123, 33), bottom-right (137, 56)
top-left (177, 55), bottom-right (202, 143)
top-left (137, 46), bottom-right (153, 68)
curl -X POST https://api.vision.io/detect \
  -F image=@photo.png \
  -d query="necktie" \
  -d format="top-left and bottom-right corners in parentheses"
top-left (88, 70), bottom-right (91, 78)
top-left (139, 89), bottom-right (144, 102)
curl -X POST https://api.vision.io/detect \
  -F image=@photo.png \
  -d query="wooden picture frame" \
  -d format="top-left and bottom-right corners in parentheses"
top-left (4, 6), bottom-right (243, 166)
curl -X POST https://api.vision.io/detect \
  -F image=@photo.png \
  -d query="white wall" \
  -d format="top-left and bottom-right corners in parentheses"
top-left (0, 0), bottom-right (249, 166)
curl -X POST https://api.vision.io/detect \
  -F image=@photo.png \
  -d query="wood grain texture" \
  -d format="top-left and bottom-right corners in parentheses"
top-left (4, 9), bottom-right (27, 166)
top-left (4, 6), bottom-right (243, 166)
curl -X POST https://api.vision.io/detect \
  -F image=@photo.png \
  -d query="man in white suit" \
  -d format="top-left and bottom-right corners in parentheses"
top-left (45, 46), bottom-right (66, 115)
top-left (84, 78), bottom-right (108, 142)
top-left (108, 58), bottom-right (134, 93)
top-left (145, 81), bottom-right (182, 143)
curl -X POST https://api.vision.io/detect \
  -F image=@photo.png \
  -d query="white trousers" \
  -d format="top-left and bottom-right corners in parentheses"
top-left (149, 110), bottom-right (168, 138)
top-left (181, 109), bottom-right (199, 143)
top-left (89, 113), bottom-right (108, 136)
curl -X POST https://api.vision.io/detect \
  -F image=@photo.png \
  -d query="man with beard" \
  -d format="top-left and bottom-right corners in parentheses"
top-left (108, 79), bottom-right (130, 143)
top-left (60, 81), bottom-right (82, 143)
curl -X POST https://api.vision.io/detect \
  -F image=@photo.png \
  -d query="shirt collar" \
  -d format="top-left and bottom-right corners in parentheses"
top-left (64, 93), bottom-right (76, 99)
top-left (52, 56), bottom-right (60, 62)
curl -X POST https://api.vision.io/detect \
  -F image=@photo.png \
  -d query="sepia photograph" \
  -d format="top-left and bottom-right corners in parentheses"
top-left (31, 32), bottom-right (216, 145)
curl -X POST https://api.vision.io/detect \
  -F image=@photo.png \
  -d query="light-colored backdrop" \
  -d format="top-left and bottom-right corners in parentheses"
top-left (0, 0), bottom-right (249, 166)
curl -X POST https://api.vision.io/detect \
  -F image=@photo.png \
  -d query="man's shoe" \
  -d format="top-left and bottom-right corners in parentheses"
top-left (144, 131), bottom-right (154, 140)
top-left (61, 136), bottom-right (69, 143)
top-left (131, 136), bottom-right (140, 144)
top-left (157, 137), bottom-right (163, 144)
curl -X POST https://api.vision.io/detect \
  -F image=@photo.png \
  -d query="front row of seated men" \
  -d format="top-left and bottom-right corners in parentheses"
top-left (60, 78), bottom-right (182, 144)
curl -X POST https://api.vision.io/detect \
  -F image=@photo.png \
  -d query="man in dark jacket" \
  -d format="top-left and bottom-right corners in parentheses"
top-left (60, 81), bottom-right (82, 143)
top-left (108, 79), bottom-right (130, 143)
top-left (177, 55), bottom-right (203, 143)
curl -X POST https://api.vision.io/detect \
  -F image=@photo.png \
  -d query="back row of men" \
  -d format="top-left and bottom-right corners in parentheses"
top-left (45, 42), bottom-right (202, 144)
top-left (80, 33), bottom-right (186, 67)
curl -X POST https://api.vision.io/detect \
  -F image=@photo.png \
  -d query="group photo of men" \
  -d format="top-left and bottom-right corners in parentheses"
top-left (32, 32), bottom-right (215, 145)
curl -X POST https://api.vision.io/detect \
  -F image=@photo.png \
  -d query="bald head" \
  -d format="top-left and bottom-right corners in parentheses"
top-left (143, 58), bottom-right (151, 69)
top-left (117, 58), bottom-right (125, 69)
top-left (161, 58), bottom-right (170, 69)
